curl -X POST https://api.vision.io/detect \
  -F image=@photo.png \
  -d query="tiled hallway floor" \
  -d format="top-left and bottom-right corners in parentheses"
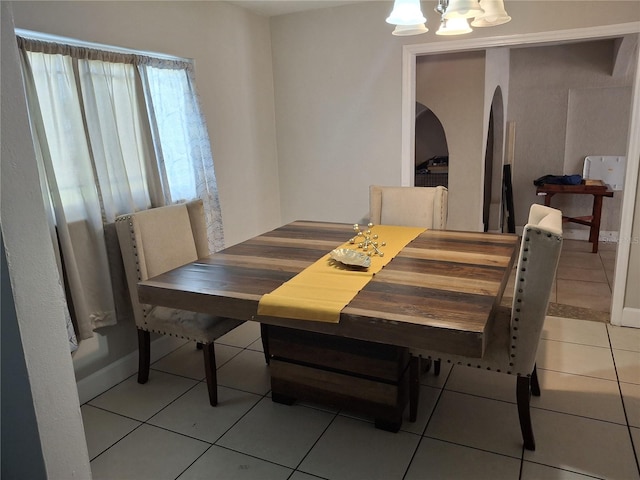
top-left (503, 238), bottom-right (617, 322)
top-left (82, 240), bottom-right (639, 479)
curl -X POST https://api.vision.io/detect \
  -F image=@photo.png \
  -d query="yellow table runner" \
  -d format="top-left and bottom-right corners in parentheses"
top-left (257, 225), bottom-right (426, 323)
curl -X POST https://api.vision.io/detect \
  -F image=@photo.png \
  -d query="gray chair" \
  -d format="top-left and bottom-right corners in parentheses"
top-left (115, 200), bottom-right (244, 406)
top-left (369, 185), bottom-right (448, 228)
top-left (408, 204), bottom-right (563, 450)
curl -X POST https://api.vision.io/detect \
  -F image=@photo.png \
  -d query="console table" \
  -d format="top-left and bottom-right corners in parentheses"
top-left (536, 183), bottom-right (613, 253)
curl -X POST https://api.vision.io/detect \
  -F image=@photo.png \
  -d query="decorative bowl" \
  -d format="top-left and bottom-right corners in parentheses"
top-left (329, 248), bottom-right (371, 268)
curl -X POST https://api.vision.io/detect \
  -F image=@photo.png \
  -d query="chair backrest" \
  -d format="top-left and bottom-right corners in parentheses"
top-left (510, 204), bottom-right (563, 375)
top-left (369, 185), bottom-right (448, 229)
top-left (115, 200), bottom-right (208, 326)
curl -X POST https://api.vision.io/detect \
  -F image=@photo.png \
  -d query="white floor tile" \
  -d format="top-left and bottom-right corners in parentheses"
top-left (299, 415), bottom-right (419, 480)
top-left (608, 325), bottom-right (640, 352)
top-left (90, 424), bottom-right (209, 480)
top-left (521, 461), bottom-right (605, 479)
top-left (532, 368), bottom-right (626, 424)
top-left (81, 405), bottom-right (141, 460)
top-left (178, 445), bottom-right (292, 480)
top-left (444, 365), bottom-right (516, 403)
top-left (88, 371), bottom-right (198, 421)
top-left (621, 381), bottom-right (640, 428)
top-left (217, 321), bottom-right (262, 348)
top-left (613, 349), bottom-right (640, 385)
top-left (148, 384), bottom-right (262, 443)
top-left (152, 341), bottom-right (206, 380)
top-left (405, 438), bottom-right (521, 480)
top-left (556, 279), bottom-right (612, 312)
top-left (542, 316), bottom-right (609, 347)
top-left (537, 339), bottom-right (616, 380)
top-left (217, 349), bottom-right (272, 395)
top-left (216, 397), bottom-right (335, 468)
top-left (152, 342), bottom-right (242, 380)
top-left (524, 408), bottom-right (638, 480)
top-left (424, 390), bottom-right (523, 458)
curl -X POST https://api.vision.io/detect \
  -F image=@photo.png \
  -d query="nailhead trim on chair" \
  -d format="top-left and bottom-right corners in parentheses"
top-left (420, 226), bottom-right (562, 377)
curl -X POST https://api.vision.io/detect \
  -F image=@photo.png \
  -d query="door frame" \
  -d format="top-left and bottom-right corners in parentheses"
top-left (400, 22), bottom-right (640, 326)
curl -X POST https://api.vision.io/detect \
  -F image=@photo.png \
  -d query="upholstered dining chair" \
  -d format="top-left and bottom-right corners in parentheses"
top-left (369, 185), bottom-right (448, 229)
top-left (115, 200), bottom-right (244, 406)
top-left (408, 204), bottom-right (563, 451)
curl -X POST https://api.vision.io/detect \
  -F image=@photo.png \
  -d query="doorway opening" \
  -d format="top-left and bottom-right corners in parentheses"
top-left (483, 87), bottom-right (505, 232)
top-left (414, 102), bottom-right (449, 188)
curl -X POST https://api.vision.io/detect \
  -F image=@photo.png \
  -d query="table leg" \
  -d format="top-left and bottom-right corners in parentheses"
top-left (271, 392), bottom-right (296, 405)
top-left (590, 194), bottom-right (604, 253)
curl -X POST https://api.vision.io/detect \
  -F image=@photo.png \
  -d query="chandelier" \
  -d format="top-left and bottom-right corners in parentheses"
top-left (386, 0), bottom-right (511, 36)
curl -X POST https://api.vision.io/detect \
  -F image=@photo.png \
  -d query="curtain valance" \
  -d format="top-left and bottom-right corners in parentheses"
top-left (17, 35), bottom-right (193, 71)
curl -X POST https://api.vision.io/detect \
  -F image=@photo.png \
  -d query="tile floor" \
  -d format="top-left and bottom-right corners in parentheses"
top-left (550, 238), bottom-right (616, 315)
top-left (82, 240), bottom-right (639, 480)
top-left (502, 238), bottom-right (616, 323)
top-left (82, 320), bottom-right (640, 480)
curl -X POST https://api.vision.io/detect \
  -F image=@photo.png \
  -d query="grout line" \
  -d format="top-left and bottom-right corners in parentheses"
top-left (605, 326), bottom-right (640, 477)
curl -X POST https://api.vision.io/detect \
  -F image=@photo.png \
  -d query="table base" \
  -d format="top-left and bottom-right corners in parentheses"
top-left (268, 326), bottom-right (411, 432)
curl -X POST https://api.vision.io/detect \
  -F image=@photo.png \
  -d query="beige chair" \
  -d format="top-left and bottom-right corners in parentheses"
top-left (408, 204), bottom-right (563, 450)
top-left (115, 200), bottom-right (243, 406)
top-left (369, 185), bottom-right (448, 229)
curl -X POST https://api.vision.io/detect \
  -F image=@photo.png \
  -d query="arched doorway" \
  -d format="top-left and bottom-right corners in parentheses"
top-left (414, 102), bottom-right (449, 188)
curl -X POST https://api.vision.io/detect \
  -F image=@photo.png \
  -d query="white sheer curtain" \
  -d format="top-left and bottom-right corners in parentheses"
top-left (18, 36), bottom-right (224, 343)
top-left (140, 65), bottom-right (224, 252)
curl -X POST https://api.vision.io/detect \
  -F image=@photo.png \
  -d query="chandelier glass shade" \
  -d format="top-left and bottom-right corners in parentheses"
top-left (442, 0), bottom-right (483, 19)
top-left (386, 0), bottom-right (427, 26)
top-left (436, 17), bottom-right (473, 35)
top-left (471, 0), bottom-right (511, 26)
top-left (387, 0), bottom-right (510, 36)
top-left (392, 23), bottom-right (429, 36)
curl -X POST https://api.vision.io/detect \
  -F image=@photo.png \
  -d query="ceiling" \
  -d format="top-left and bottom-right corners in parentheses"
top-left (229, 0), bottom-right (636, 17)
top-left (226, 0), bottom-right (367, 17)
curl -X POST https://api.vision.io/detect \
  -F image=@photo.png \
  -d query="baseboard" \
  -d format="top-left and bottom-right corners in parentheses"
top-left (562, 229), bottom-right (619, 243)
top-left (75, 336), bottom-right (186, 404)
top-left (621, 307), bottom-right (640, 328)
top-left (515, 227), bottom-right (619, 244)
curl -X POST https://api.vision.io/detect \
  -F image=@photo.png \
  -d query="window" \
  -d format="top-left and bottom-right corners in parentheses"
top-left (18, 33), bottom-right (223, 344)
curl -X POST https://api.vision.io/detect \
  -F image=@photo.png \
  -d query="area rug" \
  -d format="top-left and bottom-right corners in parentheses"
top-left (501, 296), bottom-right (609, 323)
top-left (546, 302), bottom-right (610, 323)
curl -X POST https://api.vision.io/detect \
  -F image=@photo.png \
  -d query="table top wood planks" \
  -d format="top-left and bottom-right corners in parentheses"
top-left (138, 221), bottom-right (520, 358)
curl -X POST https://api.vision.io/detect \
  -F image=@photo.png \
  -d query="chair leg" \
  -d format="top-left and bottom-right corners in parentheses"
top-left (261, 323), bottom-right (270, 365)
top-left (409, 356), bottom-right (420, 422)
top-left (516, 374), bottom-right (536, 451)
top-left (434, 359), bottom-right (441, 376)
top-left (530, 364), bottom-right (541, 397)
top-left (203, 343), bottom-right (218, 406)
top-left (137, 329), bottom-right (150, 384)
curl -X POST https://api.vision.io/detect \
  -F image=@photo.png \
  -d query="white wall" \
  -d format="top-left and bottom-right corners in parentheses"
top-left (1, 3), bottom-right (91, 477)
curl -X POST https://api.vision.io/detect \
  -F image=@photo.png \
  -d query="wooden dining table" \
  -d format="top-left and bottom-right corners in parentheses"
top-left (138, 221), bottom-right (519, 430)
